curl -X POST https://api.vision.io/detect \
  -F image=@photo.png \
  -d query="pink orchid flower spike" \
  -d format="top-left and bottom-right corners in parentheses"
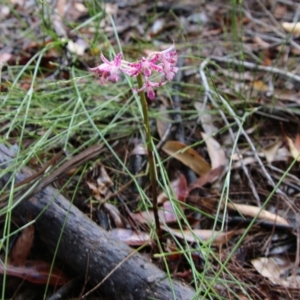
top-left (89, 43), bottom-right (179, 100)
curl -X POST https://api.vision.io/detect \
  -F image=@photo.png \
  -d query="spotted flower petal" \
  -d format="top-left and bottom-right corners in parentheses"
top-left (90, 52), bottom-right (123, 84)
top-left (158, 46), bottom-right (178, 81)
top-left (133, 80), bottom-right (166, 100)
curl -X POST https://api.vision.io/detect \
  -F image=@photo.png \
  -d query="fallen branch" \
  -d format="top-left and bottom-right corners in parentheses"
top-left (0, 145), bottom-right (195, 300)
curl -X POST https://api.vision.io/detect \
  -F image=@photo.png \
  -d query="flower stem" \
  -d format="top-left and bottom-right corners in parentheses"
top-left (136, 74), bottom-right (162, 244)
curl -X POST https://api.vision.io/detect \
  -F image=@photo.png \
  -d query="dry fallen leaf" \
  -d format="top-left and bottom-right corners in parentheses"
top-left (0, 53), bottom-right (12, 65)
top-left (262, 139), bottom-right (283, 164)
top-left (74, 2), bottom-right (88, 13)
top-left (111, 228), bottom-right (151, 246)
top-left (201, 132), bottom-right (227, 169)
top-left (189, 165), bottom-right (224, 191)
top-left (251, 256), bottom-right (300, 288)
top-left (161, 201), bottom-right (179, 223)
top-left (282, 22), bottom-right (300, 35)
top-left (86, 164), bottom-right (113, 203)
top-left (0, 6), bottom-right (10, 18)
top-left (0, 260), bottom-right (68, 285)
top-left (103, 203), bottom-right (126, 228)
top-left (67, 39), bottom-right (88, 56)
top-left (130, 200), bottom-right (184, 225)
top-left (130, 143), bottom-right (148, 156)
top-left (227, 203), bottom-right (289, 226)
top-left (162, 141), bottom-right (211, 176)
top-left (10, 224), bottom-right (35, 265)
top-left (163, 227), bottom-right (237, 246)
top-left (130, 210), bottom-right (154, 224)
top-left (252, 80), bottom-right (269, 92)
top-left (286, 134), bottom-right (300, 162)
top-left (194, 102), bottom-right (218, 136)
top-left (273, 4), bottom-right (287, 19)
top-left (150, 18), bottom-right (165, 36)
top-left (56, 0), bottom-right (66, 17)
top-left (251, 256), bottom-right (281, 279)
top-left (253, 36), bottom-right (270, 49)
top-left (157, 173), bottom-right (188, 204)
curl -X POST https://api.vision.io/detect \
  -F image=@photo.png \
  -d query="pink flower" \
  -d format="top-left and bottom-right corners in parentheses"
top-left (89, 43), bottom-right (178, 100)
top-left (140, 56), bottom-right (163, 78)
top-left (143, 44), bottom-right (178, 81)
top-left (134, 80), bottom-right (166, 100)
top-left (160, 53), bottom-right (178, 80)
top-left (122, 62), bottom-right (141, 77)
top-left (157, 44), bottom-right (178, 81)
top-left (89, 52), bottom-right (122, 84)
top-left (125, 57), bottom-right (162, 78)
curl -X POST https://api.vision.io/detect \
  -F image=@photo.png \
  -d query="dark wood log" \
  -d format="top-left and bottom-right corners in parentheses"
top-left (0, 145), bottom-right (195, 300)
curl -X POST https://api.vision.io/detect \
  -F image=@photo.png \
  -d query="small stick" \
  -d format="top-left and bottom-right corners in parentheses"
top-left (211, 56), bottom-right (300, 82)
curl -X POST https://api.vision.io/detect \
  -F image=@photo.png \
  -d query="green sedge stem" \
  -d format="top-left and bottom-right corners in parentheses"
top-left (137, 74), bottom-right (162, 244)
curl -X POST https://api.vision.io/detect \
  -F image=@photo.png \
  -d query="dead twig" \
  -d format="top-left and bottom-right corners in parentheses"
top-left (210, 56), bottom-right (300, 83)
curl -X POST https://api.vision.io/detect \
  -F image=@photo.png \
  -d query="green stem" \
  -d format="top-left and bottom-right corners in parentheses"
top-left (136, 74), bottom-right (162, 244)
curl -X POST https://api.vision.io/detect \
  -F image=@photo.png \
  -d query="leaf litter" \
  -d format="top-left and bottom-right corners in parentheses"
top-left (0, 223), bottom-right (69, 286)
top-left (2, 0), bottom-right (300, 299)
